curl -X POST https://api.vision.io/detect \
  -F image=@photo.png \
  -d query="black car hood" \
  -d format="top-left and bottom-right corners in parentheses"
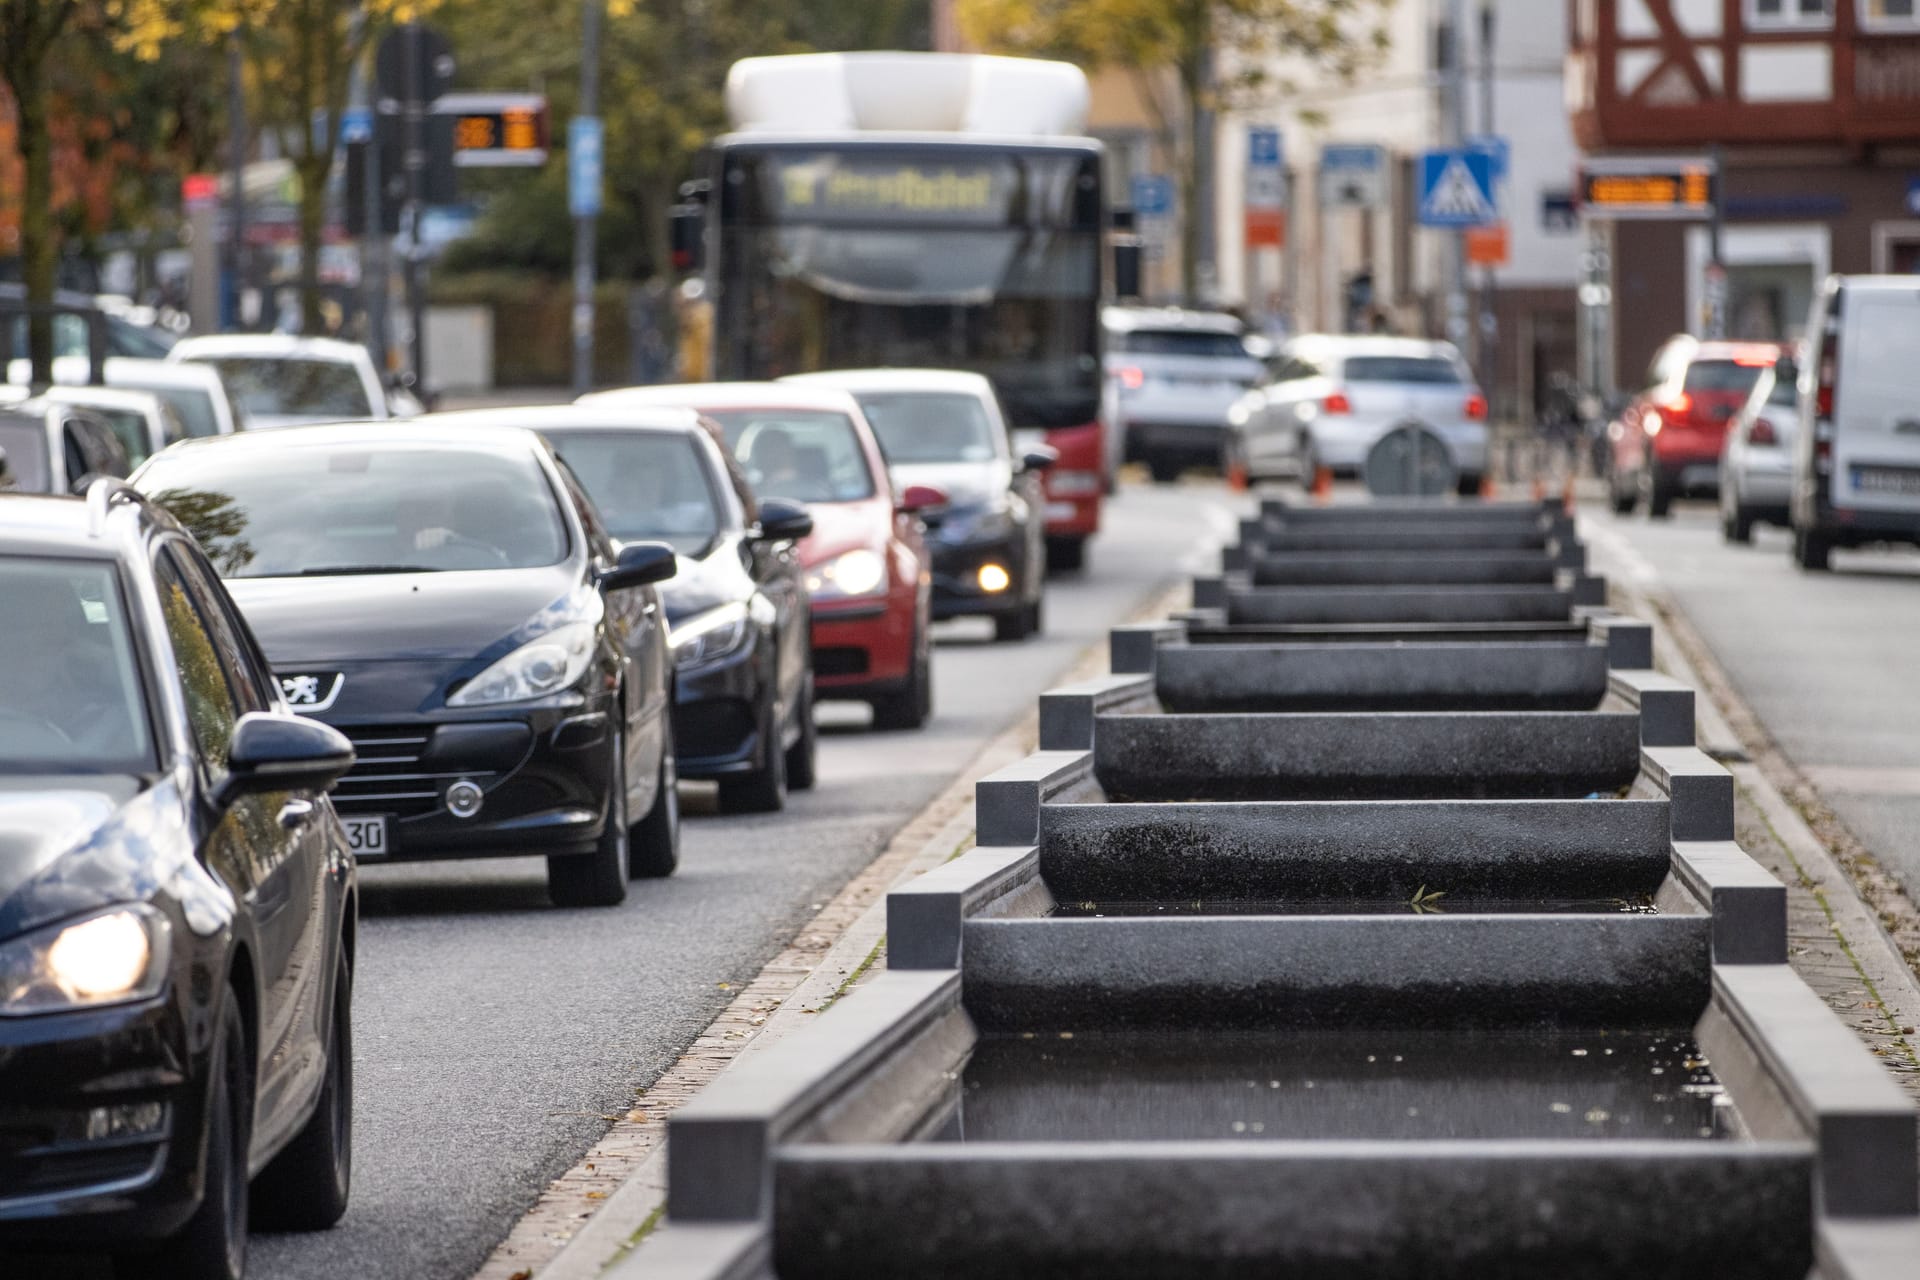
top-left (226, 566), bottom-right (582, 664)
top-left (0, 776), bottom-right (199, 940)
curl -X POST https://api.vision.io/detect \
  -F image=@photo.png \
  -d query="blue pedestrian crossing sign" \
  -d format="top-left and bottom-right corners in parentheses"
top-left (1417, 149), bottom-right (1497, 228)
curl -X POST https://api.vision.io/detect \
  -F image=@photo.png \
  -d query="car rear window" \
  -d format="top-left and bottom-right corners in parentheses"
top-left (1342, 356), bottom-right (1463, 385)
top-left (855, 392), bottom-right (1000, 465)
top-left (1114, 330), bottom-right (1250, 359)
top-left (544, 430), bottom-right (723, 556)
top-left (0, 420), bottom-right (50, 492)
top-left (705, 409), bottom-right (876, 504)
top-left (0, 557), bottom-right (155, 774)
top-left (1683, 360), bottom-right (1766, 396)
top-left (139, 445), bottom-right (569, 578)
top-left (138, 385), bottom-right (222, 438)
top-left (200, 357), bottom-right (373, 420)
top-left (1767, 361), bottom-right (1800, 408)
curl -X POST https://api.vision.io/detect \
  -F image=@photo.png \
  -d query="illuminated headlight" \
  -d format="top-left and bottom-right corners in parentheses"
top-left (671, 602), bottom-right (751, 668)
top-left (0, 905), bottom-right (170, 1015)
top-left (806, 548), bottom-right (887, 599)
top-left (1048, 470), bottom-right (1103, 496)
top-left (977, 563), bottom-right (1012, 594)
top-left (449, 621), bottom-right (597, 707)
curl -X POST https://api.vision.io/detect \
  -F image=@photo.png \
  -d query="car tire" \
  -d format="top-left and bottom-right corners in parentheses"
top-left (785, 673), bottom-right (818, 792)
top-left (993, 601), bottom-right (1034, 642)
top-left (717, 704), bottom-right (787, 813)
top-left (1609, 469), bottom-right (1637, 515)
top-left (1044, 536), bottom-right (1086, 574)
top-left (252, 951), bottom-right (351, 1230)
top-left (146, 993), bottom-right (250, 1280)
top-left (871, 628), bottom-right (932, 731)
top-left (1644, 467), bottom-right (1674, 519)
top-left (549, 730), bottom-right (630, 907)
top-left (1455, 471), bottom-right (1483, 499)
top-left (1721, 499), bottom-right (1754, 545)
top-left (1147, 457), bottom-right (1183, 484)
top-left (1793, 525), bottom-right (1833, 572)
top-left (629, 715), bottom-right (680, 878)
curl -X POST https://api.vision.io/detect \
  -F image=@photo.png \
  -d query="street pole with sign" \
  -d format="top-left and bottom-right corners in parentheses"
top-left (572, 0), bottom-right (605, 396)
top-left (224, 33), bottom-right (246, 331)
top-left (1443, 0), bottom-right (1469, 352)
top-left (1478, 0), bottom-right (1497, 412)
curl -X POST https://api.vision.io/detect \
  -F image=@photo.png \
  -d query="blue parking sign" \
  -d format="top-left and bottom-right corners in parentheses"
top-left (569, 116), bottom-right (604, 219)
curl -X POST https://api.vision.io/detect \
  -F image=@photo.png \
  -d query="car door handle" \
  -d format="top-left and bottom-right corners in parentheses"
top-left (278, 798), bottom-right (316, 830)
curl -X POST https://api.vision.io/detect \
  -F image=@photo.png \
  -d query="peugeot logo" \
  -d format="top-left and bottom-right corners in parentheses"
top-left (278, 672), bottom-right (345, 712)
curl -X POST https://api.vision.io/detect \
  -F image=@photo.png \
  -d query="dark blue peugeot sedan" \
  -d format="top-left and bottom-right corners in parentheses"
top-left (0, 480), bottom-right (358, 1278)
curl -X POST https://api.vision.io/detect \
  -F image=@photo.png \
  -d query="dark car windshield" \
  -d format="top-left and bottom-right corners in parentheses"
top-left (0, 558), bottom-right (155, 773)
top-left (1114, 329), bottom-right (1249, 359)
top-left (198, 356), bottom-right (373, 419)
top-left (139, 445), bottom-right (568, 577)
top-left (855, 392), bottom-right (1000, 465)
top-left (705, 409), bottom-right (875, 504)
top-left (1342, 356), bottom-right (1464, 385)
top-left (1685, 359), bottom-right (1767, 397)
top-left (0, 419), bottom-right (51, 492)
top-left (543, 430), bottom-right (723, 555)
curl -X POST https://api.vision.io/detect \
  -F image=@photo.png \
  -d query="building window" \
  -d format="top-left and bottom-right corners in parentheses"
top-left (1747, 0), bottom-right (1833, 27)
top-left (1860, 0), bottom-right (1920, 27)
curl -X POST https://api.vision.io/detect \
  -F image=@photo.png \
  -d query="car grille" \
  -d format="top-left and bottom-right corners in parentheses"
top-left (333, 725), bottom-right (497, 818)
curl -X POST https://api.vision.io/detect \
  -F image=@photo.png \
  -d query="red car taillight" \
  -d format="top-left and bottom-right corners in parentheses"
top-left (1659, 393), bottom-right (1694, 421)
top-left (1748, 418), bottom-right (1777, 446)
top-left (1322, 390), bottom-right (1353, 415)
top-left (1118, 365), bottom-right (1145, 391)
top-left (1464, 392), bottom-right (1488, 421)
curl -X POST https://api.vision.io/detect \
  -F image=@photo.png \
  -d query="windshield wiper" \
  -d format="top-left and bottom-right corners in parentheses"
top-left (292, 564), bottom-right (445, 576)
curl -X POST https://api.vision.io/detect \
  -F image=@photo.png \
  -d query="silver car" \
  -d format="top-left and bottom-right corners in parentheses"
top-left (1235, 335), bottom-right (1489, 495)
top-left (1102, 306), bottom-right (1264, 484)
top-left (1719, 351), bottom-right (1800, 544)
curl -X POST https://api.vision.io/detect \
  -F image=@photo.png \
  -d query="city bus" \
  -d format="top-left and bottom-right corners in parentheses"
top-left (679, 52), bottom-right (1112, 570)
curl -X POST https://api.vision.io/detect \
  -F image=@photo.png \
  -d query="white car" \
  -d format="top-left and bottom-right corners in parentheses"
top-left (1237, 335), bottom-right (1488, 495)
top-left (168, 334), bottom-right (417, 428)
top-left (1102, 306), bottom-right (1264, 484)
top-left (0, 384), bottom-right (184, 467)
top-left (1719, 350), bottom-right (1800, 544)
top-left (7, 355), bottom-right (242, 439)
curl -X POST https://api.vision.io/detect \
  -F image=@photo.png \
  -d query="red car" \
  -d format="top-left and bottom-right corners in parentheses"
top-left (580, 383), bottom-right (936, 730)
top-left (1607, 336), bottom-right (1783, 518)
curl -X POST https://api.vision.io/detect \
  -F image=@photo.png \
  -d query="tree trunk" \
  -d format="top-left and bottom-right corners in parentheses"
top-left (1178, 58), bottom-right (1203, 308)
top-left (14, 50), bottom-right (56, 385)
top-left (297, 154), bottom-right (328, 332)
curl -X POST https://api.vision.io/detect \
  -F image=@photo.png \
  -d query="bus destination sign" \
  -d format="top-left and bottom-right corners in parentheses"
top-left (768, 156), bottom-right (1018, 225)
top-left (1578, 158), bottom-right (1715, 220)
top-left (437, 93), bottom-right (549, 168)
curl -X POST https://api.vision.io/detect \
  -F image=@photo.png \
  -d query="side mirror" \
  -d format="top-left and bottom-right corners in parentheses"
top-left (600, 540), bottom-right (678, 591)
top-left (1020, 445), bottom-right (1059, 473)
top-left (219, 712), bottom-right (356, 803)
top-left (896, 484), bottom-right (948, 514)
top-left (753, 497), bottom-right (814, 543)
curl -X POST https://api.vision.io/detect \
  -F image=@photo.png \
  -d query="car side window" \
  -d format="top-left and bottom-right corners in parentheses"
top-left (176, 542), bottom-right (277, 711)
top-left (62, 422), bottom-right (89, 487)
top-left (554, 461), bottom-right (616, 562)
top-left (154, 545), bottom-right (247, 774)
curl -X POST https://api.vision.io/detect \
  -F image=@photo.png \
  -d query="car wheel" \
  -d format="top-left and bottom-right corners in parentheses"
top-left (1044, 536), bottom-right (1086, 574)
top-left (1644, 467), bottom-right (1674, 519)
top-left (549, 729), bottom-right (630, 907)
top-left (717, 702), bottom-right (787, 813)
top-left (1147, 456), bottom-right (1182, 484)
top-left (784, 673), bottom-right (818, 792)
top-left (1025, 595), bottom-right (1044, 638)
top-left (871, 627), bottom-right (931, 731)
top-left (146, 993), bottom-right (250, 1280)
top-left (629, 714), bottom-right (680, 878)
top-left (1721, 497), bottom-right (1754, 545)
top-left (1455, 471), bottom-right (1483, 499)
top-left (252, 951), bottom-right (351, 1229)
top-left (993, 602), bottom-right (1033, 642)
top-left (1792, 525), bottom-right (1833, 572)
top-left (1608, 467), bottom-right (1637, 515)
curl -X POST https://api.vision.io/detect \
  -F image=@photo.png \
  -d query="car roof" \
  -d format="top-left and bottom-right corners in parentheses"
top-left (169, 334), bottom-right (372, 364)
top-left (1836, 274), bottom-right (1920, 292)
top-left (782, 368), bottom-right (994, 396)
top-left (414, 404), bottom-right (709, 435)
top-left (1103, 306), bottom-right (1244, 335)
top-left (580, 382), bottom-right (864, 414)
top-left (142, 419), bottom-right (546, 459)
top-left (1285, 334), bottom-right (1465, 361)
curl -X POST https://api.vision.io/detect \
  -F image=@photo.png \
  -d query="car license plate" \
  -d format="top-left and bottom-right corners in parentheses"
top-left (1044, 501), bottom-right (1078, 522)
top-left (1852, 465), bottom-right (1920, 497)
top-left (340, 815), bottom-right (390, 858)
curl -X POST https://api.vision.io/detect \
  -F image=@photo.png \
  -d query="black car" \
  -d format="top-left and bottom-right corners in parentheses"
top-left (0, 480), bottom-right (357, 1279)
top-left (786, 370), bottom-right (1052, 641)
top-left (538, 406), bottom-right (817, 814)
top-left (134, 420), bottom-right (680, 907)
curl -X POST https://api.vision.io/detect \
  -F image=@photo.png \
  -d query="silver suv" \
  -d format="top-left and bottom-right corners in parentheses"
top-left (1102, 307), bottom-right (1264, 484)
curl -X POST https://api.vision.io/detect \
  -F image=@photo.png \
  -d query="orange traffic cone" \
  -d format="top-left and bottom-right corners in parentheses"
top-left (1478, 470), bottom-right (1497, 501)
top-left (1227, 459), bottom-right (1249, 492)
top-left (1562, 474), bottom-right (1577, 514)
top-left (1311, 465), bottom-right (1333, 503)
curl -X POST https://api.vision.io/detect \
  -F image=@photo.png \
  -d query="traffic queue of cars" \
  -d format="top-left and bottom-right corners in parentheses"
top-left (0, 351), bottom-right (1069, 1274)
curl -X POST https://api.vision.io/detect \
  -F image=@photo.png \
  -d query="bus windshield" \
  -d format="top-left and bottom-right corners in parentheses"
top-left (714, 146), bottom-right (1103, 430)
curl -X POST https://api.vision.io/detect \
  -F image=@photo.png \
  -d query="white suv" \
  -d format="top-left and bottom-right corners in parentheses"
top-left (1102, 307), bottom-right (1264, 484)
top-left (1235, 335), bottom-right (1488, 495)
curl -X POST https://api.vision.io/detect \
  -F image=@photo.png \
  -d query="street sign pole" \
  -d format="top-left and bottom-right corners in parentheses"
top-left (402, 22), bottom-right (428, 394)
top-left (1444, 0), bottom-right (1470, 353)
top-left (1705, 143), bottom-right (1727, 340)
top-left (224, 33), bottom-right (246, 332)
top-left (572, 0), bottom-right (605, 396)
top-left (1478, 0), bottom-right (1498, 413)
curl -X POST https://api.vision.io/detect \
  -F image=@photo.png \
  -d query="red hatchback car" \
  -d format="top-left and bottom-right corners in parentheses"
top-left (1607, 335), bottom-right (1783, 518)
top-left (580, 383), bottom-right (936, 729)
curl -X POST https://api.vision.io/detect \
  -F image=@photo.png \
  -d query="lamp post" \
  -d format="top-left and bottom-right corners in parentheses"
top-left (571, 0), bottom-right (606, 396)
top-left (1478, 0), bottom-right (1498, 415)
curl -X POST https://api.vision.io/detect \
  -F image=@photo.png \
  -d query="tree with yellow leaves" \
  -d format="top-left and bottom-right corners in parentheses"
top-left (957, 0), bottom-right (1392, 303)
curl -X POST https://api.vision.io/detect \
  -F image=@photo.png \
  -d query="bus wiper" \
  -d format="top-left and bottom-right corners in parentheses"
top-left (292, 564), bottom-right (446, 576)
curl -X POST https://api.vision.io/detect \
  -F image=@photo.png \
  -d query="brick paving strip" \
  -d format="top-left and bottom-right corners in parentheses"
top-left (474, 580), bottom-right (1194, 1280)
top-left (1585, 522), bottom-right (1920, 1107)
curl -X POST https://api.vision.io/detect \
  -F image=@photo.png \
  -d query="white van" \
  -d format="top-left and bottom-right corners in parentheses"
top-left (1790, 275), bottom-right (1920, 570)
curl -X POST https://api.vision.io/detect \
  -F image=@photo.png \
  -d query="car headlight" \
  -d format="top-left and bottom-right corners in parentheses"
top-left (448, 620), bottom-right (598, 707)
top-left (806, 548), bottom-right (887, 600)
top-left (670, 602), bottom-right (751, 668)
top-left (0, 905), bottom-right (170, 1016)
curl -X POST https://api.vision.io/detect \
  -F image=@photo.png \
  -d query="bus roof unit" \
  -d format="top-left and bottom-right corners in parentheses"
top-left (724, 52), bottom-right (1090, 138)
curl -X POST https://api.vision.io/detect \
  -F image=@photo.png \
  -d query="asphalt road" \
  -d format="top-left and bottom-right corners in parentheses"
top-left (1581, 497), bottom-right (1920, 903)
top-left (219, 480), bottom-right (1234, 1280)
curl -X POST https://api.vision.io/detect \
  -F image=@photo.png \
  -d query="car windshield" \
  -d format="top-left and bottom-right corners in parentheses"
top-left (1342, 356), bottom-right (1463, 385)
top-left (1685, 360), bottom-right (1767, 396)
top-left (854, 392), bottom-right (1000, 465)
top-left (133, 385), bottom-right (221, 438)
top-left (0, 420), bottom-right (50, 492)
top-left (1114, 329), bottom-right (1250, 359)
top-left (199, 357), bottom-right (373, 420)
top-left (0, 558), bottom-right (155, 773)
top-left (138, 445), bottom-right (568, 577)
top-left (705, 409), bottom-right (875, 504)
top-left (543, 430), bottom-right (723, 555)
